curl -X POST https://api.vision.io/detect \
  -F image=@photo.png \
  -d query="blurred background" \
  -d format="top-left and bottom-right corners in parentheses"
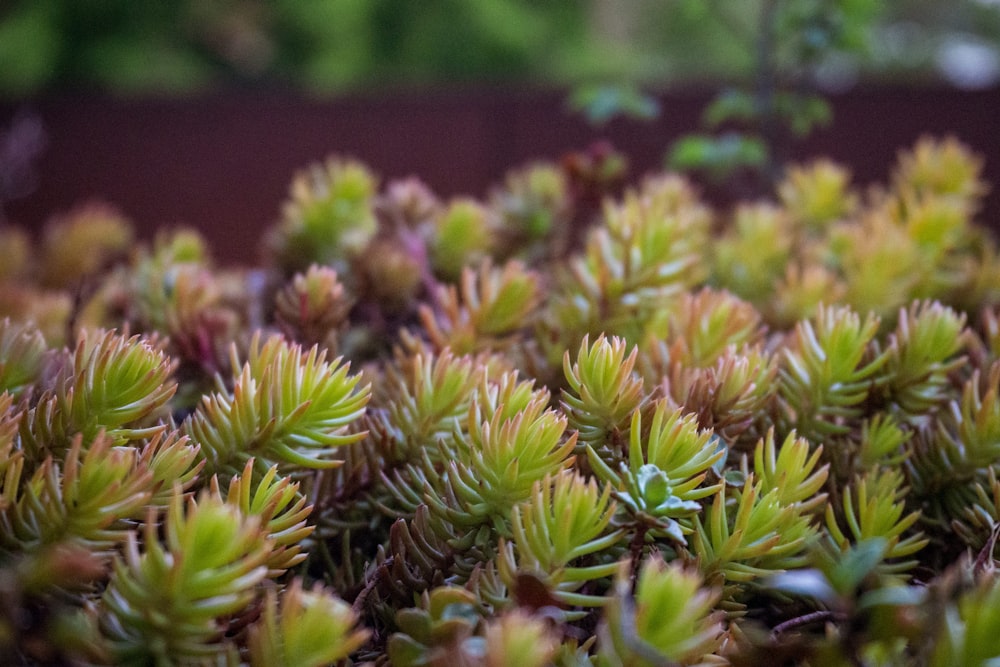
top-left (1, 0), bottom-right (999, 263)
top-left (3, 0), bottom-right (1000, 95)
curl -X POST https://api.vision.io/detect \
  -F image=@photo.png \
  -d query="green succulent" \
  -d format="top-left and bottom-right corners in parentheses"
top-left (597, 557), bottom-right (725, 666)
top-left (588, 400), bottom-right (722, 544)
top-left (100, 490), bottom-right (270, 664)
top-left (825, 469), bottom-right (928, 578)
top-left (185, 333), bottom-right (371, 476)
top-left (778, 304), bottom-right (886, 443)
top-left (0, 318), bottom-right (47, 398)
top-left (0, 136), bottom-right (997, 664)
top-left (248, 579), bottom-right (369, 667)
top-left (499, 472), bottom-right (622, 606)
top-left (562, 334), bottom-right (644, 453)
top-left (21, 329), bottom-right (177, 456)
top-left (267, 156), bottom-right (378, 276)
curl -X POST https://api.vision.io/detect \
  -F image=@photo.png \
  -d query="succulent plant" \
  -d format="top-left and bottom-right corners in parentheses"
top-left (0, 136), bottom-right (998, 664)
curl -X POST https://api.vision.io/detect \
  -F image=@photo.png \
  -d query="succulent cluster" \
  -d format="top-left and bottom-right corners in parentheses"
top-left (1, 137), bottom-right (1000, 665)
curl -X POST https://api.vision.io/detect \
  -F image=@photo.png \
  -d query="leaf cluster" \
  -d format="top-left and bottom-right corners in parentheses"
top-left (0, 136), bottom-right (997, 664)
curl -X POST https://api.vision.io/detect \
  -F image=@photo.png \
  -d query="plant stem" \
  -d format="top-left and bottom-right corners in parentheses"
top-left (629, 524), bottom-right (649, 584)
top-left (771, 609), bottom-right (844, 637)
top-left (352, 557), bottom-right (393, 616)
top-left (756, 0), bottom-right (782, 186)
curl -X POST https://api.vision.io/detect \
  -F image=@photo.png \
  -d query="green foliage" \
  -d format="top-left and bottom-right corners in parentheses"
top-left (928, 573), bottom-right (1000, 667)
top-left (545, 174), bottom-right (710, 351)
top-left (2, 432), bottom-right (153, 554)
top-left (858, 414), bottom-right (911, 469)
top-left (779, 160), bottom-right (858, 230)
top-left (248, 579), bottom-right (368, 667)
top-left (267, 157), bottom-right (378, 276)
top-left (221, 459), bottom-right (314, 577)
top-left (374, 348), bottom-right (479, 466)
top-left (125, 229), bottom-right (233, 372)
top-left (22, 329), bottom-right (177, 456)
top-left (0, 427), bottom-right (197, 558)
top-left (562, 334), bottom-right (644, 453)
top-left (38, 204), bottom-right (134, 289)
top-left (500, 472), bottom-right (621, 606)
top-left (826, 469), bottom-right (927, 577)
top-left (712, 203), bottom-right (794, 305)
top-left (874, 301), bottom-right (967, 421)
top-left (491, 162), bottom-right (571, 260)
top-left (0, 318), bottom-right (47, 398)
top-left (100, 490), bottom-right (269, 663)
top-left (597, 557), bottom-right (725, 666)
top-left (664, 288), bottom-right (764, 367)
top-left (185, 333), bottom-right (370, 476)
top-left (420, 260), bottom-right (541, 354)
top-left (570, 84), bottom-right (661, 126)
top-left (482, 610), bottom-right (560, 667)
top-left (693, 473), bottom-right (819, 588)
top-left (1, 1), bottom-right (592, 95)
top-left (657, 344), bottom-right (777, 445)
top-left (895, 136), bottom-right (989, 207)
top-left (710, 138), bottom-right (994, 327)
top-left (589, 400), bottom-right (722, 544)
top-left (388, 586), bottom-right (485, 666)
top-left (778, 304), bottom-right (886, 442)
top-left (665, 1), bottom-right (879, 187)
top-left (692, 430), bottom-right (829, 591)
top-left (415, 384), bottom-right (576, 534)
top-left (0, 136), bottom-right (998, 663)
top-left (429, 199), bottom-right (494, 281)
top-left (2, 0), bottom-right (995, 99)
top-left (769, 537), bottom-right (892, 606)
top-left (907, 363), bottom-right (1000, 536)
top-left (668, 132), bottom-right (769, 182)
top-left (754, 428), bottom-right (829, 514)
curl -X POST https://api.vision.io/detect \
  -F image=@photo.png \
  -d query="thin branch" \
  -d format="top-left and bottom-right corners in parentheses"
top-left (771, 609), bottom-right (845, 637)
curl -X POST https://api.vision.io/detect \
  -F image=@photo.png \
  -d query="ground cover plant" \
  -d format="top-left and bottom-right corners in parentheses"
top-left (0, 136), bottom-right (999, 665)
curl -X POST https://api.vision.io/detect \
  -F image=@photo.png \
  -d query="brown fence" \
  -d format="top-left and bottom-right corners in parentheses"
top-left (2, 86), bottom-right (999, 265)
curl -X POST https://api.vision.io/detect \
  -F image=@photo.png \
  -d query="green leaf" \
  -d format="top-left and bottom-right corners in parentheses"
top-left (828, 538), bottom-right (888, 595)
top-left (702, 89), bottom-right (758, 127)
top-left (569, 84), bottom-right (660, 126)
top-left (667, 132), bottom-right (769, 181)
top-left (774, 93), bottom-right (833, 137)
top-left (767, 569), bottom-right (838, 603)
top-left (857, 584), bottom-right (926, 612)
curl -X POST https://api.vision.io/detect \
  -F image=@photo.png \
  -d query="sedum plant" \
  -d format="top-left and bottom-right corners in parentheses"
top-left (266, 157), bottom-right (378, 277)
top-left (20, 329), bottom-right (177, 457)
top-left (99, 490), bottom-right (271, 664)
top-left (543, 174), bottom-right (710, 355)
top-left (498, 471), bottom-right (621, 607)
top-left (597, 557), bottom-right (725, 666)
top-left (184, 332), bottom-right (370, 476)
top-left (587, 398), bottom-right (722, 547)
top-left (2, 135), bottom-right (1000, 664)
top-left (0, 318), bottom-right (47, 398)
top-left (248, 579), bottom-right (369, 667)
top-left (1, 430), bottom-right (197, 556)
top-left (420, 259), bottom-right (541, 356)
top-left (825, 469), bottom-right (927, 578)
top-left (562, 334), bottom-right (645, 454)
top-left (274, 264), bottom-right (353, 353)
